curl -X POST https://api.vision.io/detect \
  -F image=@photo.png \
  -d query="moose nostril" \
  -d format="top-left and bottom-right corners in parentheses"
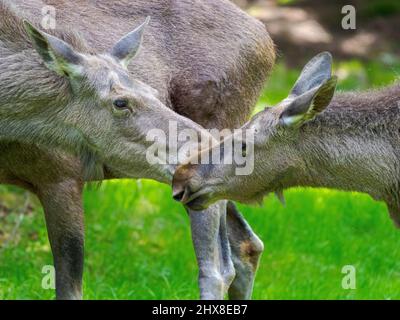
top-left (173, 190), bottom-right (186, 202)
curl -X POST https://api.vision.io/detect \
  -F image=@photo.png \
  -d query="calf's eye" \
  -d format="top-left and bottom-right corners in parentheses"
top-left (113, 99), bottom-right (130, 110)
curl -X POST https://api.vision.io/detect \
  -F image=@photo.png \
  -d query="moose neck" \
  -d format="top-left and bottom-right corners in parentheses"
top-left (285, 84), bottom-right (400, 201)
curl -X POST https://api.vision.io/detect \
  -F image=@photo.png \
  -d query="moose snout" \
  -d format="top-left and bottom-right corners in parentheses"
top-left (172, 183), bottom-right (193, 203)
top-left (172, 164), bottom-right (198, 204)
top-left (172, 187), bottom-right (185, 202)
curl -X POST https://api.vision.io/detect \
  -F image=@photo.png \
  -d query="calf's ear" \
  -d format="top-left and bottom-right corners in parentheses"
top-left (290, 52), bottom-right (334, 97)
top-left (110, 17), bottom-right (150, 68)
top-left (280, 76), bottom-right (337, 127)
top-left (23, 20), bottom-right (83, 77)
top-left (279, 52), bottom-right (337, 127)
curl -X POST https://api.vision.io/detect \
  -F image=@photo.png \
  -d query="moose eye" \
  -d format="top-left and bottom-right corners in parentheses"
top-left (113, 99), bottom-right (130, 110)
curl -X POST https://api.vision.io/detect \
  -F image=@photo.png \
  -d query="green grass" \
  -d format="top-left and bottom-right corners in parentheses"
top-left (1, 57), bottom-right (400, 299)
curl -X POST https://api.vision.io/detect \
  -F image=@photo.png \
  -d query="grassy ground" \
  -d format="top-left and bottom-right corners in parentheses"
top-left (1, 57), bottom-right (400, 299)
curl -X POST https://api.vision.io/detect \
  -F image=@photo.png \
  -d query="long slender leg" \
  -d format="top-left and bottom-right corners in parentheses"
top-left (226, 201), bottom-right (264, 300)
top-left (218, 203), bottom-right (236, 290)
top-left (36, 179), bottom-right (84, 300)
top-left (187, 200), bottom-right (235, 300)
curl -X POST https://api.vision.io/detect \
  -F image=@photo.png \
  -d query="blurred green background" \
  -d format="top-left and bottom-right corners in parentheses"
top-left (1, 0), bottom-right (400, 299)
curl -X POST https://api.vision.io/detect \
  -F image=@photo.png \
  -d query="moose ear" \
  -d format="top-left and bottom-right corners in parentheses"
top-left (280, 76), bottom-right (337, 127)
top-left (279, 52), bottom-right (337, 127)
top-left (290, 52), bottom-right (333, 97)
top-left (23, 20), bottom-right (83, 77)
top-left (110, 17), bottom-right (150, 68)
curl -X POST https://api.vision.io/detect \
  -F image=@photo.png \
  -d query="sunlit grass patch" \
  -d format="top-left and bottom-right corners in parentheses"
top-left (2, 182), bottom-right (400, 299)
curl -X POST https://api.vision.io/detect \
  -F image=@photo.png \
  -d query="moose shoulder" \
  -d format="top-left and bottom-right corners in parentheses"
top-left (173, 52), bottom-right (400, 228)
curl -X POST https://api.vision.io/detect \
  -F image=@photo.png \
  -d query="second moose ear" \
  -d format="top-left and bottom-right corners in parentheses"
top-left (279, 52), bottom-right (337, 127)
top-left (110, 17), bottom-right (150, 68)
top-left (23, 20), bottom-right (84, 77)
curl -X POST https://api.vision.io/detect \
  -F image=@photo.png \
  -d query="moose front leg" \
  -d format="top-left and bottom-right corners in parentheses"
top-left (226, 202), bottom-right (264, 300)
top-left (37, 179), bottom-right (84, 300)
top-left (187, 200), bottom-right (235, 300)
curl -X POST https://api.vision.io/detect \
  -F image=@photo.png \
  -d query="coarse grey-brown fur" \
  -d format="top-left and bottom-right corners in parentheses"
top-left (173, 52), bottom-right (400, 231)
top-left (0, 0), bottom-right (275, 299)
top-left (288, 84), bottom-right (400, 226)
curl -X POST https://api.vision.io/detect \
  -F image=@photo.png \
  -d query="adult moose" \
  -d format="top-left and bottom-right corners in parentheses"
top-left (173, 52), bottom-right (400, 230)
top-left (0, 0), bottom-right (275, 299)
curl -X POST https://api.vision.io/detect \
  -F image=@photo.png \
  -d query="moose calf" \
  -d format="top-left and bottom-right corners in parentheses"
top-left (173, 52), bottom-right (400, 228)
